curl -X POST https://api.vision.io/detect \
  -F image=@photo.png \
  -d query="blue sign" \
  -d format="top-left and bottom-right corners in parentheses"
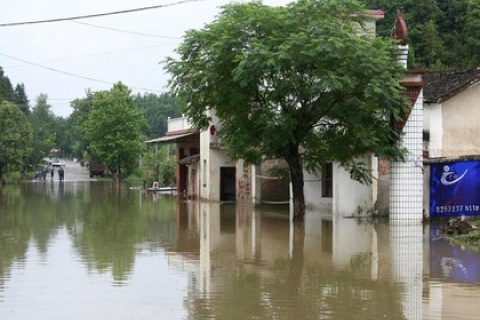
top-left (430, 160), bottom-right (480, 218)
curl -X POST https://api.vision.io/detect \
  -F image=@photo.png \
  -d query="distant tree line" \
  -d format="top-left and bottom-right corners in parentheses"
top-left (0, 67), bottom-right (30, 114)
top-left (360, 0), bottom-right (480, 70)
top-left (0, 66), bottom-right (182, 182)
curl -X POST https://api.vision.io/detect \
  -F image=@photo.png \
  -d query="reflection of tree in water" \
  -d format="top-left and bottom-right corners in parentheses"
top-left (67, 183), bottom-right (179, 284)
top-left (0, 182), bottom-right (180, 287)
top-left (69, 183), bottom-right (146, 284)
top-left (0, 184), bottom-right (59, 291)
top-left (187, 223), bottom-right (406, 320)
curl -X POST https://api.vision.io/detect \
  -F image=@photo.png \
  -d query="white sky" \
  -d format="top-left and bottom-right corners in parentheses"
top-left (0, 0), bottom-right (291, 117)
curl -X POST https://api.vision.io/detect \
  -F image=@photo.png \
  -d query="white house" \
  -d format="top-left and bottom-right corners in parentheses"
top-left (423, 67), bottom-right (480, 218)
top-left (148, 10), bottom-right (427, 220)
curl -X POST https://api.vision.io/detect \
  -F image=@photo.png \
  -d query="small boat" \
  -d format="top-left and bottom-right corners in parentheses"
top-left (146, 182), bottom-right (177, 194)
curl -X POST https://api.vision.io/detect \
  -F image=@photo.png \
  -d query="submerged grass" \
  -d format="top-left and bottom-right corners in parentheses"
top-left (446, 217), bottom-right (480, 251)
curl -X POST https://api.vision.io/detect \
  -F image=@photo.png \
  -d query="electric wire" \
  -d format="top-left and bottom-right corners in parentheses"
top-left (69, 21), bottom-right (181, 39)
top-left (0, 51), bottom-right (165, 93)
top-left (0, 0), bottom-right (205, 27)
top-left (4, 42), bottom-right (178, 69)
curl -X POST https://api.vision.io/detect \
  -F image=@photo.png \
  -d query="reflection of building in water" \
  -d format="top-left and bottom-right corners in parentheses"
top-left (177, 202), bottom-right (431, 319)
top-left (390, 222), bottom-right (423, 320)
top-left (423, 223), bottom-right (480, 319)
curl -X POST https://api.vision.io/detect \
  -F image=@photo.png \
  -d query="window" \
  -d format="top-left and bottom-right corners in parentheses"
top-left (322, 163), bottom-right (333, 198)
top-left (202, 159), bottom-right (207, 187)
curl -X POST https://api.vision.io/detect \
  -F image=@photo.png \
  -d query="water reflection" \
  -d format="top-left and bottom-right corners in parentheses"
top-left (1, 182), bottom-right (480, 319)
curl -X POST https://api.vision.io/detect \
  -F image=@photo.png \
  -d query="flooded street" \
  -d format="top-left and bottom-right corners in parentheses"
top-left (1, 177), bottom-right (480, 319)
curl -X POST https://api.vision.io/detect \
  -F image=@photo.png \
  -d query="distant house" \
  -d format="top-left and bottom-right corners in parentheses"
top-left (145, 117), bottom-right (200, 195)
top-left (423, 67), bottom-right (480, 158)
top-left (423, 67), bottom-right (480, 218)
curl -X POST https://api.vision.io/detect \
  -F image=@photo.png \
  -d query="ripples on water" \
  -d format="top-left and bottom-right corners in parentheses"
top-left (1, 181), bottom-right (480, 319)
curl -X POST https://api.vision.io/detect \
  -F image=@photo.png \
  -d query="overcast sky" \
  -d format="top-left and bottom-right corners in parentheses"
top-left (0, 0), bottom-right (291, 117)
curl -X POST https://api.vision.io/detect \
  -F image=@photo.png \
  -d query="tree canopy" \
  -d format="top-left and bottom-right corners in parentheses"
top-left (135, 92), bottom-right (183, 139)
top-left (0, 101), bottom-right (33, 179)
top-left (85, 82), bottom-right (147, 179)
top-left (0, 67), bottom-right (30, 114)
top-left (27, 94), bottom-right (57, 165)
top-left (360, 0), bottom-right (480, 69)
top-left (166, 0), bottom-right (408, 221)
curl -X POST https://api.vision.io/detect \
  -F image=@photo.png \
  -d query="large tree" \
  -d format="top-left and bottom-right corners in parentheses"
top-left (69, 90), bottom-right (96, 158)
top-left (27, 94), bottom-right (56, 165)
top-left (85, 82), bottom-right (146, 180)
top-left (166, 0), bottom-right (407, 221)
top-left (0, 101), bottom-right (33, 179)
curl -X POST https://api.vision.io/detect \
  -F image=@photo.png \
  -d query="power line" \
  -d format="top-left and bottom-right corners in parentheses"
top-left (0, 0), bottom-right (204, 27)
top-left (4, 43), bottom-right (178, 69)
top-left (0, 51), bottom-right (165, 93)
top-left (70, 21), bottom-right (181, 39)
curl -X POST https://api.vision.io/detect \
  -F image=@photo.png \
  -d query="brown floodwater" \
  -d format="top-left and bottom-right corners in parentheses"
top-left (1, 180), bottom-right (480, 320)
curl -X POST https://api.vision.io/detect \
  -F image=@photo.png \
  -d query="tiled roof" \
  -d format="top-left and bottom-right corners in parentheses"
top-left (423, 67), bottom-right (480, 103)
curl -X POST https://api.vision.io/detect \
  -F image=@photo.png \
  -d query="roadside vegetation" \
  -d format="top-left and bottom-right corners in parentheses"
top-left (0, 66), bottom-right (182, 183)
top-left (1, 0), bottom-right (479, 193)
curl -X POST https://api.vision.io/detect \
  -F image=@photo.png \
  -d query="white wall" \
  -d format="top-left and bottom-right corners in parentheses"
top-left (199, 111), bottom-right (234, 201)
top-left (424, 102), bottom-right (443, 158)
top-left (304, 154), bottom-right (376, 215)
top-left (441, 82), bottom-right (480, 157)
top-left (333, 157), bottom-right (376, 215)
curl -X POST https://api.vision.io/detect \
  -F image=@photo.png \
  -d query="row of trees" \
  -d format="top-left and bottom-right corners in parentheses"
top-left (0, 66), bottom-right (182, 182)
top-left (360, 0), bottom-right (480, 69)
top-left (0, 67), bottom-right (62, 179)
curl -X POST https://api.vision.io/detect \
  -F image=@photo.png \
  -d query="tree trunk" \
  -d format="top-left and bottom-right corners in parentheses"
top-left (288, 156), bottom-right (305, 222)
top-left (116, 158), bottom-right (122, 181)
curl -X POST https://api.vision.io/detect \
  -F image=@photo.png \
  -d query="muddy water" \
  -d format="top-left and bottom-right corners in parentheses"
top-left (1, 181), bottom-right (480, 320)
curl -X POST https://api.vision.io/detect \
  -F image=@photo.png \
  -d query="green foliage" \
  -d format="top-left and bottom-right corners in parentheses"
top-left (360, 0), bottom-right (480, 69)
top-left (0, 67), bottom-right (15, 104)
top-left (166, 0), bottom-right (408, 219)
top-left (127, 167), bottom-right (145, 181)
top-left (26, 94), bottom-right (56, 165)
top-left (13, 83), bottom-right (30, 114)
top-left (85, 82), bottom-right (147, 179)
top-left (135, 93), bottom-right (183, 139)
top-left (68, 90), bottom-right (96, 159)
top-left (3, 171), bottom-right (21, 182)
top-left (0, 67), bottom-right (30, 114)
top-left (0, 101), bottom-right (33, 179)
top-left (144, 145), bottom-right (176, 187)
top-left (448, 229), bottom-right (480, 251)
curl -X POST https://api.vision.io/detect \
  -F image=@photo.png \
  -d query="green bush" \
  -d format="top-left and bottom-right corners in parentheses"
top-left (127, 167), bottom-right (146, 181)
top-left (3, 171), bottom-right (21, 182)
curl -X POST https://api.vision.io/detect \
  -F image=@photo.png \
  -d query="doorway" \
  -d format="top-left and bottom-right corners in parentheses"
top-left (220, 167), bottom-right (236, 201)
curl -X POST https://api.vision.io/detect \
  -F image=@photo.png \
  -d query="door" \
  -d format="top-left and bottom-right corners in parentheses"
top-left (220, 167), bottom-right (236, 201)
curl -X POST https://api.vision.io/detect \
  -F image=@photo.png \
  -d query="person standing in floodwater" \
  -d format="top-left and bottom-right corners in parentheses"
top-left (58, 167), bottom-right (64, 181)
top-left (50, 166), bottom-right (55, 180)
